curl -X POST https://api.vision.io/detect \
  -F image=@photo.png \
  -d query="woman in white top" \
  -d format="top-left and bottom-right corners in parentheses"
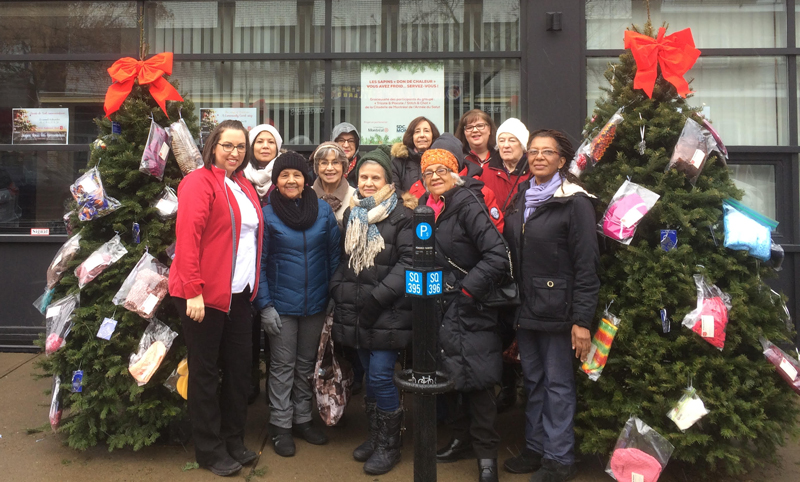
top-left (245, 124), bottom-right (283, 205)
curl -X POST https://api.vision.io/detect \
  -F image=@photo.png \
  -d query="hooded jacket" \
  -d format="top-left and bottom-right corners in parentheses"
top-left (419, 178), bottom-right (509, 392)
top-left (503, 178), bottom-right (600, 332)
top-left (389, 142), bottom-right (425, 197)
top-left (331, 122), bottom-right (360, 187)
top-left (329, 197), bottom-right (415, 351)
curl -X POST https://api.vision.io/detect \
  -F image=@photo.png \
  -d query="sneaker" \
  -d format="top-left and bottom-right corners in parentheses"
top-left (293, 421), bottom-right (328, 445)
top-left (269, 424), bottom-right (296, 457)
top-left (200, 456), bottom-right (242, 477)
top-left (504, 447), bottom-right (543, 473)
top-left (529, 459), bottom-right (577, 482)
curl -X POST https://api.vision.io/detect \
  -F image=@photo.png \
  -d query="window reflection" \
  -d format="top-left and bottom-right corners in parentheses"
top-left (728, 164), bottom-right (776, 220)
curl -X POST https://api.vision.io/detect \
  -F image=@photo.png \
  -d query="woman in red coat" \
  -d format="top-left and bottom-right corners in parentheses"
top-left (169, 120), bottom-right (264, 477)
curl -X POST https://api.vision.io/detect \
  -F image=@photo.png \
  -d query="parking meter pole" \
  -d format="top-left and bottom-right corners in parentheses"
top-left (395, 206), bottom-right (453, 482)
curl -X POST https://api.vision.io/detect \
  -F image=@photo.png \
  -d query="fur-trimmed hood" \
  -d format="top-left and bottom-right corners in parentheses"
top-left (391, 142), bottom-right (409, 159)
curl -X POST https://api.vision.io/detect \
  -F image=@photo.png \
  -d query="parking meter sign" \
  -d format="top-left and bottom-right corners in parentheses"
top-left (416, 222), bottom-right (432, 240)
top-left (426, 271), bottom-right (442, 296)
top-left (406, 270), bottom-right (423, 296)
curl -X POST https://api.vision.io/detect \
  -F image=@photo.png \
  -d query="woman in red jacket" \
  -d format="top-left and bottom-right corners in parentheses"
top-left (169, 120), bottom-right (264, 477)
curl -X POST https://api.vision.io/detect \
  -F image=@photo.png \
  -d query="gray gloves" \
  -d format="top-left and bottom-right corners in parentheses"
top-left (261, 305), bottom-right (282, 337)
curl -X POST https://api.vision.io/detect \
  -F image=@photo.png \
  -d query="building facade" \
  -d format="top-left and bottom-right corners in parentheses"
top-left (1, 0), bottom-right (797, 349)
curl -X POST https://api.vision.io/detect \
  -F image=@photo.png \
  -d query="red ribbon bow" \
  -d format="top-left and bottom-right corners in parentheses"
top-left (104, 52), bottom-right (184, 118)
top-left (623, 27), bottom-right (701, 99)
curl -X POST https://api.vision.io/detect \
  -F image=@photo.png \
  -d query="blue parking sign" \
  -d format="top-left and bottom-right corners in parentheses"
top-left (416, 222), bottom-right (432, 240)
top-left (406, 270), bottom-right (423, 295)
top-left (426, 271), bottom-right (442, 296)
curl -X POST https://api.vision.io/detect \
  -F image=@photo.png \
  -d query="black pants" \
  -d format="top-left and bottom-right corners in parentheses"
top-left (444, 388), bottom-right (500, 459)
top-left (174, 289), bottom-right (252, 465)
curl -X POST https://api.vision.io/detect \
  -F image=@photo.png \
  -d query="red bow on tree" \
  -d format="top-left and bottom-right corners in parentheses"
top-left (623, 27), bottom-right (701, 99)
top-left (104, 52), bottom-right (184, 118)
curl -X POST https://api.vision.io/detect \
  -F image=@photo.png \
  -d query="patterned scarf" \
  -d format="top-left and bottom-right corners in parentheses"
top-left (344, 184), bottom-right (397, 274)
top-left (312, 176), bottom-right (350, 213)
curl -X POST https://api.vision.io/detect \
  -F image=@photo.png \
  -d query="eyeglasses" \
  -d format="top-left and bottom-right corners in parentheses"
top-left (319, 161), bottom-right (341, 169)
top-left (527, 149), bottom-right (559, 158)
top-left (422, 167), bottom-right (451, 180)
top-left (217, 142), bottom-right (247, 153)
top-left (464, 123), bottom-right (488, 132)
top-left (337, 137), bottom-right (357, 146)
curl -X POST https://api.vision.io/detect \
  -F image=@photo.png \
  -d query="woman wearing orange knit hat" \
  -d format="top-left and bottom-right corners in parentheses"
top-left (417, 148), bottom-right (509, 482)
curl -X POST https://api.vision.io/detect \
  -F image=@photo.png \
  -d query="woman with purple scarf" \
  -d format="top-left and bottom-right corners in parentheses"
top-left (500, 129), bottom-right (601, 482)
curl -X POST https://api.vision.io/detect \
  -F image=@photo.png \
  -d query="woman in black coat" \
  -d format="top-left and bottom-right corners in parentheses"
top-left (330, 146), bottom-right (414, 476)
top-left (390, 116), bottom-right (440, 198)
top-left (417, 148), bottom-right (508, 482)
top-left (501, 129), bottom-right (599, 482)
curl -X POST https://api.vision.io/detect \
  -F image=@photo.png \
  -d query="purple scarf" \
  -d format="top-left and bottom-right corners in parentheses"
top-left (524, 174), bottom-right (563, 219)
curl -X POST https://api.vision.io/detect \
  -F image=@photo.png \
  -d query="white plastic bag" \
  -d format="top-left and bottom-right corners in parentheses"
top-left (49, 375), bottom-right (62, 432)
top-left (666, 117), bottom-right (718, 185)
top-left (44, 293), bottom-right (79, 355)
top-left (151, 186), bottom-right (178, 220)
top-left (69, 168), bottom-right (120, 221)
top-left (681, 274), bottom-right (731, 351)
top-left (140, 117), bottom-right (171, 180)
top-left (606, 416), bottom-right (675, 482)
top-left (112, 251), bottom-right (169, 319)
top-left (128, 319), bottom-right (178, 386)
top-left (74, 234), bottom-right (128, 289)
top-left (666, 384), bottom-right (709, 431)
top-left (170, 118), bottom-right (203, 175)
top-left (46, 233), bottom-right (82, 290)
top-left (599, 180), bottom-right (660, 245)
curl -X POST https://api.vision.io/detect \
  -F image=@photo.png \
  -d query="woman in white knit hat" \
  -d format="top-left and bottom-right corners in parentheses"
top-left (483, 118), bottom-right (532, 212)
top-left (245, 124), bottom-right (283, 206)
top-left (245, 123), bottom-right (283, 405)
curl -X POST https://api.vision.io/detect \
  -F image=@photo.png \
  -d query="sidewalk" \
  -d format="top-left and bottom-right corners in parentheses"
top-left (0, 352), bottom-right (797, 481)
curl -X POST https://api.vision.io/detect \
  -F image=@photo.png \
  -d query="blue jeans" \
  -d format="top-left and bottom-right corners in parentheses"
top-left (517, 328), bottom-right (576, 466)
top-left (357, 348), bottom-right (400, 411)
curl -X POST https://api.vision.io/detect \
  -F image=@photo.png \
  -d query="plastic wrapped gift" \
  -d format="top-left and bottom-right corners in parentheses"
top-left (666, 117), bottom-right (719, 185)
top-left (44, 294), bottom-right (79, 355)
top-left (69, 168), bottom-right (120, 221)
top-left (140, 117), bottom-right (171, 180)
top-left (170, 117), bottom-right (203, 175)
top-left (599, 180), bottom-right (660, 245)
top-left (760, 337), bottom-right (800, 396)
top-left (606, 416), bottom-right (674, 482)
top-left (580, 312), bottom-right (621, 381)
top-left (681, 274), bottom-right (731, 351)
top-left (569, 108), bottom-right (624, 178)
top-left (666, 385), bottom-right (709, 431)
top-left (46, 233), bottom-right (82, 290)
top-left (74, 234), bottom-right (128, 289)
top-left (723, 198), bottom-right (778, 262)
top-left (128, 319), bottom-right (178, 386)
top-left (151, 186), bottom-right (178, 220)
top-left (112, 251), bottom-right (169, 319)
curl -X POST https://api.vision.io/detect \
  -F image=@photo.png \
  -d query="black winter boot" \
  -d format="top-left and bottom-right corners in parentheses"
top-left (478, 458), bottom-right (499, 482)
top-left (363, 407), bottom-right (403, 475)
top-left (353, 398), bottom-right (378, 462)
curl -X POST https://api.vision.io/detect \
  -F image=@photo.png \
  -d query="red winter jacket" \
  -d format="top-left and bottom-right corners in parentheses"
top-left (169, 166), bottom-right (264, 312)
top-left (473, 151), bottom-right (530, 212)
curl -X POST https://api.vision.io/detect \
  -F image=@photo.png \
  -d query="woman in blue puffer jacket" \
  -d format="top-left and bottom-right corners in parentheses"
top-left (253, 152), bottom-right (341, 458)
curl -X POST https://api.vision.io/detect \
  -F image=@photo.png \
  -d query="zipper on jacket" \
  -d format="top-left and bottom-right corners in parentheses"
top-left (518, 221), bottom-right (525, 329)
top-left (303, 231), bottom-right (309, 316)
top-left (223, 181), bottom-right (237, 314)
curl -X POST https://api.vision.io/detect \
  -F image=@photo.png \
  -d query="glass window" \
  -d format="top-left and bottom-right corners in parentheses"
top-left (0, 62), bottom-right (108, 145)
top-left (0, 2), bottom-right (139, 55)
top-left (174, 60), bottom-right (325, 145)
top-left (146, 0), bottom-right (325, 54)
top-left (331, 59), bottom-right (520, 143)
top-left (728, 164), bottom-right (776, 219)
top-left (586, 0), bottom-right (787, 49)
top-left (586, 56), bottom-right (789, 146)
top-left (0, 151), bottom-right (85, 234)
top-left (330, 0), bottom-right (519, 53)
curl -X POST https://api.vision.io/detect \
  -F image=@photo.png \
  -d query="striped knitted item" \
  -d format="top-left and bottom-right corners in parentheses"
top-left (344, 184), bottom-right (397, 274)
top-left (581, 316), bottom-right (620, 381)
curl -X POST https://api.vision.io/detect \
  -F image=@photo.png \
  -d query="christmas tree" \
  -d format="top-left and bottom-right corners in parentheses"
top-left (36, 66), bottom-right (198, 451)
top-left (573, 23), bottom-right (799, 475)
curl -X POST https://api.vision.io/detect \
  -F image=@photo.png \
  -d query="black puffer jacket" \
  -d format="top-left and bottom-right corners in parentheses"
top-left (390, 143), bottom-right (423, 194)
top-left (503, 178), bottom-right (600, 332)
top-left (420, 179), bottom-right (509, 392)
top-left (330, 202), bottom-right (414, 350)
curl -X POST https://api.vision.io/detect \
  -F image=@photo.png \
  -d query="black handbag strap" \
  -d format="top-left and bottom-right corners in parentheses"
top-left (461, 186), bottom-right (515, 281)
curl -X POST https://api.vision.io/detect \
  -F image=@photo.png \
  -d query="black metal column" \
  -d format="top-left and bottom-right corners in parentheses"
top-left (395, 205), bottom-right (453, 482)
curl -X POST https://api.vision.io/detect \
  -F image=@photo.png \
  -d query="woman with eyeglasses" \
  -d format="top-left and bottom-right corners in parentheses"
top-left (456, 109), bottom-right (498, 169)
top-left (500, 130), bottom-right (599, 482)
top-left (311, 142), bottom-right (356, 228)
top-left (169, 120), bottom-right (264, 477)
top-left (390, 116), bottom-right (441, 198)
top-left (417, 148), bottom-right (509, 482)
top-left (253, 152), bottom-right (341, 458)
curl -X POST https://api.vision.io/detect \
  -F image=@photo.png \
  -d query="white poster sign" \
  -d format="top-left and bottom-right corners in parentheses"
top-left (199, 108), bottom-right (258, 147)
top-left (12, 108), bottom-right (69, 145)
top-left (360, 62), bottom-right (445, 145)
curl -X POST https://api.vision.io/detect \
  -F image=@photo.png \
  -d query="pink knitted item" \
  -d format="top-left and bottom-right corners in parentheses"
top-left (610, 447), bottom-right (663, 482)
top-left (603, 193), bottom-right (649, 240)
